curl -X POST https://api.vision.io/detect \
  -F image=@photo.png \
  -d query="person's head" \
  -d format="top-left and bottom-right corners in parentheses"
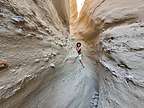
top-left (76, 42), bottom-right (81, 47)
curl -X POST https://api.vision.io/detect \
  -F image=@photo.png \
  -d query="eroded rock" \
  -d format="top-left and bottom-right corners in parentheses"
top-left (36, 35), bottom-right (44, 40)
top-left (34, 59), bottom-right (40, 63)
top-left (50, 63), bottom-right (55, 68)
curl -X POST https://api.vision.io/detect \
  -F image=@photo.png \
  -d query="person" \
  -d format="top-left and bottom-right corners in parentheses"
top-left (75, 42), bottom-right (85, 68)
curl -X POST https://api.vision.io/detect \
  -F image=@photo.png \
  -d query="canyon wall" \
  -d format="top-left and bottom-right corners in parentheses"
top-left (52, 0), bottom-right (70, 25)
top-left (71, 0), bottom-right (144, 38)
top-left (71, 0), bottom-right (144, 108)
top-left (1, 0), bottom-right (144, 107)
top-left (0, 0), bottom-right (69, 108)
top-left (70, 0), bottom-right (78, 26)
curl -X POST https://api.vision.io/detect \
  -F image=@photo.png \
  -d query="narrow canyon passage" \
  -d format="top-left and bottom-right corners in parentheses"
top-left (1, 0), bottom-right (144, 108)
top-left (21, 48), bottom-right (99, 108)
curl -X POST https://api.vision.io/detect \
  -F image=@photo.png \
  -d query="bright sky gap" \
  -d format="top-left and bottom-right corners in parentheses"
top-left (76, 0), bottom-right (85, 17)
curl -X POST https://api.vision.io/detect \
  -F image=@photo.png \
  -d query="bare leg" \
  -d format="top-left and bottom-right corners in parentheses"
top-left (79, 60), bottom-right (85, 68)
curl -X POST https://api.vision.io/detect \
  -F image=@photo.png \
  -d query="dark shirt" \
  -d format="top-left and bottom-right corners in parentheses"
top-left (76, 47), bottom-right (81, 55)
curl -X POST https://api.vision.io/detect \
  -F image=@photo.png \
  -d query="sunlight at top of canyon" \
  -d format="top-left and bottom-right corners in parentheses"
top-left (76, 0), bottom-right (85, 17)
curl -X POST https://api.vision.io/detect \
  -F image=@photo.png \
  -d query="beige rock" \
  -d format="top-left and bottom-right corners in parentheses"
top-left (0, 0), bottom-right (68, 107)
top-left (69, 0), bottom-right (144, 108)
top-left (52, 52), bottom-right (57, 56)
top-left (44, 58), bottom-right (49, 62)
top-left (52, 0), bottom-right (70, 25)
top-left (35, 59), bottom-right (40, 63)
top-left (50, 63), bottom-right (55, 68)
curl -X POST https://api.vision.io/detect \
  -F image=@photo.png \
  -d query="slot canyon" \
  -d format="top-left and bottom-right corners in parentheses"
top-left (0, 0), bottom-right (144, 108)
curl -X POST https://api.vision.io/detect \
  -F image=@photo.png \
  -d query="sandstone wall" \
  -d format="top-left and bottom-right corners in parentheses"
top-left (6, 0), bottom-right (64, 30)
top-left (52, 0), bottom-right (70, 25)
top-left (0, 0), bottom-right (69, 108)
top-left (71, 0), bottom-right (144, 108)
top-left (71, 0), bottom-right (144, 38)
top-left (69, 0), bottom-right (78, 26)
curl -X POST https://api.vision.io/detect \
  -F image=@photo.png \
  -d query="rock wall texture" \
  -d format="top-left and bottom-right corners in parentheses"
top-left (70, 0), bottom-right (78, 26)
top-left (0, 0), bottom-right (69, 108)
top-left (52, 0), bottom-right (70, 25)
top-left (1, 0), bottom-right (144, 107)
top-left (71, 0), bottom-right (144, 108)
top-left (71, 0), bottom-right (144, 38)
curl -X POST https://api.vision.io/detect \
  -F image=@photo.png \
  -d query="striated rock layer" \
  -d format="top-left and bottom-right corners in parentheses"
top-left (0, 0), bottom-right (69, 108)
top-left (1, 0), bottom-right (144, 107)
top-left (70, 0), bottom-right (78, 26)
top-left (71, 0), bottom-right (144, 108)
top-left (52, 0), bottom-right (70, 25)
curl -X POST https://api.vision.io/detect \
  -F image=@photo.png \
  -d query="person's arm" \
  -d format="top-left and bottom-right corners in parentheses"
top-left (76, 47), bottom-right (79, 53)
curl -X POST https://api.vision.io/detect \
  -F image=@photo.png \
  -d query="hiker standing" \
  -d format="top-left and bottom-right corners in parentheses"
top-left (75, 42), bottom-right (85, 68)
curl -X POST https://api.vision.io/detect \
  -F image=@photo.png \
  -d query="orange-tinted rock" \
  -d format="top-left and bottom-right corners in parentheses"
top-left (71, 0), bottom-right (144, 39)
top-left (0, 60), bottom-right (8, 69)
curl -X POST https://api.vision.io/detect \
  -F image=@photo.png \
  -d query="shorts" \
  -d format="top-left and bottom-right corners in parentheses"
top-left (78, 54), bottom-right (82, 60)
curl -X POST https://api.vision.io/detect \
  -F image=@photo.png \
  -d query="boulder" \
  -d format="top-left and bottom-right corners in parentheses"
top-left (34, 59), bottom-right (40, 63)
top-left (50, 63), bottom-right (55, 68)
